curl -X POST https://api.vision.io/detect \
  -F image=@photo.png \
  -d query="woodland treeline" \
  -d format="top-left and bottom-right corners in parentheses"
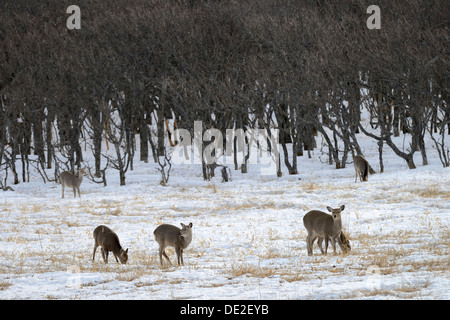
top-left (0, 0), bottom-right (449, 187)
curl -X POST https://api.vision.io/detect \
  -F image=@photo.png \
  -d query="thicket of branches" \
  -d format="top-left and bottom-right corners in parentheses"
top-left (0, 0), bottom-right (449, 187)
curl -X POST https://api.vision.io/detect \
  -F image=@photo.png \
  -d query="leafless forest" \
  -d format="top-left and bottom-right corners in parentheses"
top-left (0, 0), bottom-right (448, 188)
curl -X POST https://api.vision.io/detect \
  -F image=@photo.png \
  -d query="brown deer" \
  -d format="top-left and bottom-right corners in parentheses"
top-left (303, 205), bottom-right (346, 256)
top-left (93, 225), bottom-right (128, 264)
top-left (354, 155), bottom-right (369, 182)
top-left (60, 168), bottom-right (87, 198)
top-left (154, 223), bottom-right (193, 266)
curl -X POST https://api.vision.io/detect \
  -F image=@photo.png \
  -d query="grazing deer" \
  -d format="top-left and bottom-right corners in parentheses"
top-left (315, 232), bottom-right (351, 255)
top-left (354, 155), bottom-right (369, 182)
top-left (60, 168), bottom-right (87, 198)
top-left (303, 205), bottom-right (345, 256)
top-left (154, 223), bottom-right (193, 266)
top-left (93, 225), bottom-right (128, 264)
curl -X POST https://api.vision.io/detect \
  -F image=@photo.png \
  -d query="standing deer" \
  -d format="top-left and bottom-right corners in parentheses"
top-left (60, 168), bottom-right (87, 198)
top-left (303, 205), bottom-right (346, 256)
top-left (354, 155), bottom-right (369, 182)
top-left (154, 223), bottom-right (193, 266)
top-left (93, 225), bottom-right (128, 264)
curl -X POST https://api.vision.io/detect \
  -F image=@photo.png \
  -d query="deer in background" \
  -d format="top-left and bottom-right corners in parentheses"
top-left (354, 155), bottom-right (369, 182)
top-left (60, 168), bottom-right (87, 198)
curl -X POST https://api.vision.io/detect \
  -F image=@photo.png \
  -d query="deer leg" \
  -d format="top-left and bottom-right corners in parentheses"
top-left (92, 244), bottom-right (98, 261)
top-left (336, 234), bottom-right (344, 254)
top-left (158, 248), bottom-right (163, 266)
top-left (306, 235), bottom-right (311, 256)
top-left (101, 248), bottom-right (109, 264)
top-left (159, 246), bottom-right (171, 266)
top-left (311, 235), bottom-right (320, 253)
top-left (175, 247), bottom-right (184, 266)
top-left (306, 234), bottom-right (313, 256)
top-left (331, 237), bottom-right (337, 254)
top-left (162, 250), bottom-right (171, 264)
top-left (317, 236), bottom-right (325, 254)
top-left (175, 247), bottom-right (181, 266)
top-left (158, 247), bottom-right (166, 266)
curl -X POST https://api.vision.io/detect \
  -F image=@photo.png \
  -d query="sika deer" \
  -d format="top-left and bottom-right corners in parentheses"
top-left (315, 231), bottom-right (351, 255)
top-left (93, 225), bottom-right (128, 264)
top-left (354, 155), bottom-right (369, 182)
top-left (60, 168), bottom-right (87, 198)
top-left (303, 205), bottom-right (345, 256)
top-left (154, 223), bottom-right (193, 266)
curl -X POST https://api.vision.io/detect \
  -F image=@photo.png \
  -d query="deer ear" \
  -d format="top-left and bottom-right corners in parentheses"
top-left (326, 206), bottom-right (332, 212)
top-left (340, 205), bottom-right (345, 211)
top-left (125, 248), bottom-right (128, 253)
top-left (189, 222), bottom-right (193, 228)
top-left (180, 223), bottom-right (186, 228)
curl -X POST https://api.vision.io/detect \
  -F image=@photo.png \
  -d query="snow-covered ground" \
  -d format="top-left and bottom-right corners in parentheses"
top-left (0, 127), bottom-right (448, 300)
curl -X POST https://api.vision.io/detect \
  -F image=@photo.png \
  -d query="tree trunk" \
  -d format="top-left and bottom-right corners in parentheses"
top-left (46, 118), bottom-right (53, 169)
top-left (156, 109), bottom-right (165, 157)
top-left (378, 139), bottom-right (384, 173)
top-left (139, 119), bottom-right (149, 163)
top-left (32, 118), bottom-right (45, 166)
top-left (92, 111), bottom-right (102, 177)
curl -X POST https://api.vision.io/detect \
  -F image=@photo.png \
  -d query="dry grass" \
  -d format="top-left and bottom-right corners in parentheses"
top-left (0, 281), bottom-right (12, 291)
top-left (367, 182), bottom-right (450, 204)
top-left (301, 182), bottom-right (318, 192)
top-left (282, 273), bottom-right (308, 282)
top-left (227, 263), bottom-right (277, 278)
top-left (407, 185), bottom-right (450, 199)
top-left (114, 267), bottom-right (149, 282)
